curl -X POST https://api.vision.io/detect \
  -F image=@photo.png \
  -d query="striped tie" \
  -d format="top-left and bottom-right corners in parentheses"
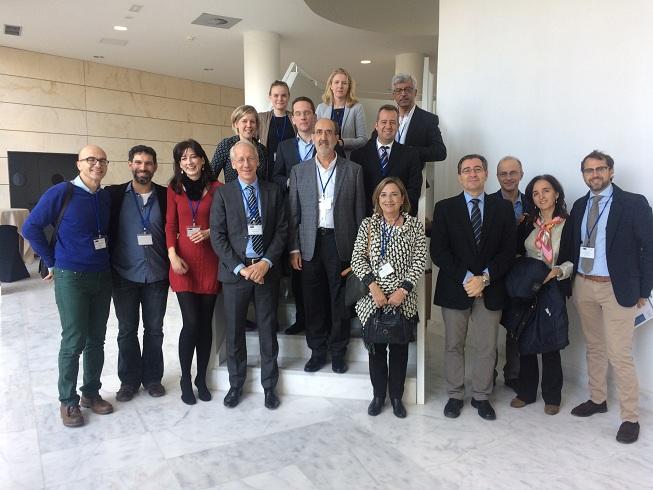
top-left (379, 146), bottom-right (389, 176)
top-left (470, 198), bottom-right (482, 245)
top-left (246, 185), bottom-right (264, 256)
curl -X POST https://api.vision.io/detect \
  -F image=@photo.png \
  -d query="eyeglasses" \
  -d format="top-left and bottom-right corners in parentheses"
top-left (80, 156), bottom-right (109, 167)
top-left (498, 171), bottom-right (521, 179)
top-left (582, 166), bottom-right (610, 175)
top-left (392, 87), bottom-right (415, 95)
top-left (461, 166), bottom-right (485, 175)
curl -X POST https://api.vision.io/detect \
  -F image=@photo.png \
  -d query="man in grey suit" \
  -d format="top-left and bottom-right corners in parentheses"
top-left (210, 140), bottom-right (288, 409)
top-left (288, 118), bottom-right (365, 374)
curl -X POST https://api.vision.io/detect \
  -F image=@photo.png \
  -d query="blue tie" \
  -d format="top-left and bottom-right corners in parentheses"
top-left (246, 185), bottom-right (264, 256)
top-left (379, 146), bottom-right (389, 176)
top-left (470, 198), bottom-right (482, 245)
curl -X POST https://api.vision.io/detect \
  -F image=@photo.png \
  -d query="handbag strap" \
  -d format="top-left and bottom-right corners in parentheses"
top-left (49, 182), bottom-right (74, 248)
top-left (366, 219), bottom-right (372, 257)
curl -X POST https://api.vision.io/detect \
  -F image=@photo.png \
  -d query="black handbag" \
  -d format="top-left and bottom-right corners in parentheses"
top-left (38, 182), bottom-right (74, 278)
top-left (364, 308), bottom-right (413, 345)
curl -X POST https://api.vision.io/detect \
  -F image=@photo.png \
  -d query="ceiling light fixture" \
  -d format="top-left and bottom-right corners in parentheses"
top-left (128, 4), bottom-right (143, 12)
top-left (93, 55), bottom-right (104, 59)
top-left (203, 68), bottom-right (214, 71)
top-left (360, 60), bottom-right (372, 64)
top-left (113, 25), bottom-right (128, 31)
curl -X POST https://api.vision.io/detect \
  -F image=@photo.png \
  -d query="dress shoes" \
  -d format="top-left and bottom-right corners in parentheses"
top-left (391, 398), bottom-right (407, 418)
top-left (284, 322), bottom-right (305, 335)
top-left (471, 398), bottom-right (496, 420)
top-left (194, 379), bottom-right (211, 402)
top-left (544, 404), bottom-right (560, 415)
top-left (180, 377), bottom-right (196, 405)
top-left (504, 378), bottom-right (520, 393)
top-left (570, 400), bottom-right (607, 417)
top-left (60, 403), bottom-right (84, 427)
top-left (116, 383), bottom-right (136, 402)
top-left (368, 397), bottom-right (385, 416)
top-left (223, 387), bottom-right (242, 408)
top-left (80, 395), bottom-right (114, 415)
top-left (616, 421), bottom-right (640, 444)
top-left (510, 397), bottom-right (527, 408)
top-left (304, 356), bottom-right (326, 372)
top-left (146, 383), bottom-right (166, 398)
top-left (444, 398), bottom-right (464, 418)
top-left (331, 357), bottom-right (348, 374)
top-left (264, 389), bottom-right (280, 409)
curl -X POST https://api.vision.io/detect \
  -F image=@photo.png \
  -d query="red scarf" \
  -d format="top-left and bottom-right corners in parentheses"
top-left (534, 216), bottom-right (565, 263)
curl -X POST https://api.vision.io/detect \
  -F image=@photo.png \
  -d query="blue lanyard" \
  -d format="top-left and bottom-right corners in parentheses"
top-left (187, 196), bottom-right (201, 226)
top-left (274, 115), bottom-right (289, 142)
top-left (296, 138), bottom-right (314, 162)
top-left (584, 192), bottom-right (613, 243)
top-left (239, 184), bottom-right (259, 222)
top-left (131, 189), bottom-right (154, 232)
top-left (380, 216), bottom-right (400, 258)
top-left (317, 164), bottom-right (336, 197)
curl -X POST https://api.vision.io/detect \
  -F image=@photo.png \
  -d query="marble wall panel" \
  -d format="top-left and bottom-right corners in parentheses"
top-left (0, 158), bottom-right (7, 185)
top-left (0, 75), bottom-right (86, 110)
top-left (0, 47), bottom-right (84, 85)
top-left (90, 137), bottom-right (177, 165)
top-left (102, 161), bottom-right (133, 185)
top-left (0, 185), bottom-right (10, 208)
top-left (0, 103), bottom-right (87, 135)
top-left (221, 86), bottom-right (245, 107)
top-left (0, 131), bottom-right (88, 157)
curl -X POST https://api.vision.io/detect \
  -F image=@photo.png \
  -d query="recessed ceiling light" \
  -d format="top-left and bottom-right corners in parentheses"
top-left (93, 55), bottom-right (104, 59)
top-left (360, 60), bottom-right (372, 64)
top-left (128, 4), bottom-right (143, 12)
top-left (113, 25), bottom-right (128, 31)
top-left (203, 68), bottom-right (214, 71)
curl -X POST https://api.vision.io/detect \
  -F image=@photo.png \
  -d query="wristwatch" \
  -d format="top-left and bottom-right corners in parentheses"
top-left (481, 272), bottom-right (490, 287)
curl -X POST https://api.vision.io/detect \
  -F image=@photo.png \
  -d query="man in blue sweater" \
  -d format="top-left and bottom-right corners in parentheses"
top-left (23, 144), bottom-right (114, 428)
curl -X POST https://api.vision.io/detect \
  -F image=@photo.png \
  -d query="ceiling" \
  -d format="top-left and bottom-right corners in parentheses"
top-left (0, 0), bottom-right (438, 98)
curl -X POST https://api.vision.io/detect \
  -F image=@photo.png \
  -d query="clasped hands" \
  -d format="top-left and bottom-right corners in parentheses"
top-left (239, 260), bottom-right (269, 284)
top-left (369, 281), bottom-right (407, 308)
top-left (464, 275), bottom-right (486, 298)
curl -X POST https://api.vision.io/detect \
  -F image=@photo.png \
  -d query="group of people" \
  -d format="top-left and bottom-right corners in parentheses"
top-left (21, 68), bottom-right (651, 446)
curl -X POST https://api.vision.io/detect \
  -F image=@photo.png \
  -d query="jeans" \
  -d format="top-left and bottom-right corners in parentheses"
top-left (112, 273), bottom-right (169, 388)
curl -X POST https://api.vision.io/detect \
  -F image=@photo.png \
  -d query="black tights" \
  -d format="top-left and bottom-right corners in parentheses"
top-left (176, 292), bottom-right (216, 382)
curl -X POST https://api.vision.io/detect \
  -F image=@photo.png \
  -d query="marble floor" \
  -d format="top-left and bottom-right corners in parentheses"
top-left (1, 270), bottom-right (652, 490)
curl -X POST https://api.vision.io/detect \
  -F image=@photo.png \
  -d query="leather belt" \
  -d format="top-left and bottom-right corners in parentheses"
top-left (245, 258), bottom-right (262, 266)
top-left (317, 227), bottom-right (335, 235)
top-left (578, 272), bottom-right (611, 283)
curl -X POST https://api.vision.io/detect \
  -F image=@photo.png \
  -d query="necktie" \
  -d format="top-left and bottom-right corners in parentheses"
top-left (470, 198), bottom-right (482, 245)
top-left (379, 146), bottom-right (389, 176)
top-left (246, 185), bottom-right (264, 256)
top-left (580, 195), bottom-right (603, 273)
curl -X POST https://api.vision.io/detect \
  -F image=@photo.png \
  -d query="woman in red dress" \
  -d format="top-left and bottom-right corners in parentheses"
top-left (166, 139), bottom-right (221, 405)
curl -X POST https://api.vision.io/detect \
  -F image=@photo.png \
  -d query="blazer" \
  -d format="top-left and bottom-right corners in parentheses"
top-left (490, 189), bottom-right (537, 220)
top-left (209, 179), bottom-right (287, 284)
top-left (431, 192), bottom-right (516, 310)
top-left (350, 139), bottom-right (422, 216)
top-left (568, 184), bottom-right (653, 307)
top-left (288, 155), bottom-right (365, 262)
top-left (257, 110), bottom-right (295, 149)
top-left (106, 181), bottom-right (168, 257)
top-left (316, 102), bottom-right (367, 154)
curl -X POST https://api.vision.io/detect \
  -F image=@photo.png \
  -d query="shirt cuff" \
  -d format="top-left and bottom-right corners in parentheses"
top-left (262, 258), bottom-right (273, 268)
top-left (234, 263), bottom-right (245, 275)
top-left (289, 249), bottom-right (300, 255)
top-left (462, 270), bottom-right (474, 285)
top-left (483, 268), bottom-right (490, 280)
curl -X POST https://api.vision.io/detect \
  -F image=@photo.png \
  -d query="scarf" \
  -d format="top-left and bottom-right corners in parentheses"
top-left (182, 174), bottom-right (204, 201)
top-left (534, 215), bottom-right (565, 264)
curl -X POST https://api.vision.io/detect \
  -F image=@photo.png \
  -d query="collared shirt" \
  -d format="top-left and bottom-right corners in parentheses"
top-left (463, 191), bottom-right (489, 284)
top-left (72, 175), bottom-right (95, 194)
top-left (376, 139), bottom-right (394, 159)
top-left (112, 182), bottom-right (167, 284)
top-left (316, 155), bottom-right (337, 229)
top-left (297, 134), bottom-right (315, 162)
top-left (396, 105), bottom-right (416, 144)
top-left (501, 189), bottom-right (523, 221)
top-left (233, 178), bottom-right (273, 275)
top-left (579, 184), bottom-right (613, 276)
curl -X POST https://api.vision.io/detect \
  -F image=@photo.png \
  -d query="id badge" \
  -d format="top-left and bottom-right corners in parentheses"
top-left (248, 224), bottom-right (263, 235)
top-left (580, 246), bottom-right (595, 259)
top-left (378, 262), bottom-right (394, 278)
top-left (137, 232), bottom-right (153, 246)
top-left (93, 236), bottom-right (107, 250)
top-left (186, 226), bottom-right (200, 237)
top-left (319, 196), bottom-right (333, 211)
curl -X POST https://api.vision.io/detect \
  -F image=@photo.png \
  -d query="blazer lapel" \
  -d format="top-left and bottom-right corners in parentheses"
top-left (332, 157), bottom-right (346, 204)
top-left (479, 193), bottom-right (495, 250)
top-left (605, 186), bottom-right (622, 253)
top-left (342, 106), bottom-right (351, 130)
top-left (259, 182), bottom-right (268, 229)
top-left (457, 193), bottom-right (477, 249)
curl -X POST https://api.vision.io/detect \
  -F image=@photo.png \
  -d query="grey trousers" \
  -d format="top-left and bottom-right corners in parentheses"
top-left (442, 298), bottom-right (500, 400)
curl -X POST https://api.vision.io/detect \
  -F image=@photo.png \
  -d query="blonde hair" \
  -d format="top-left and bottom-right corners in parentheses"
top-left (372, 177), bottom-right (411, 215)
top-left (322, 68), bottom-right (358, 108)
top-left (231, 105), bottom-right (259, 135)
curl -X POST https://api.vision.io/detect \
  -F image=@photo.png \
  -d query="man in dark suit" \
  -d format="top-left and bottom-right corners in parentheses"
top-left (351, 104), bottom-right (422, 216)
top-left (288, 118), bottom-right (365, 374)
top-left (431, 154), bottom-right (516, 421)
top-left (106, 145), bottom-right (169, 402)
top-left (210, 140), bottom-right (288, 410)
top-left (568, 150), bottom-right (653, 444)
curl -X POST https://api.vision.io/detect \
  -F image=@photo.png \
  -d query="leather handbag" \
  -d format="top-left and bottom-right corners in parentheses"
top-left (364, 308), bottom-right (412, 345)
top-left (343, 221), bottom-right (372, 308)
top-left (38, 182), bottom-right (74, 278)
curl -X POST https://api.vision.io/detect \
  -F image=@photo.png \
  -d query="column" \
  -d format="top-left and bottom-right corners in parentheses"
top-left (243, 31), bottom-right (280, 112)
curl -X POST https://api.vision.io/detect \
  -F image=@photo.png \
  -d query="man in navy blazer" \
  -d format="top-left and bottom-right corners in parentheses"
top-left (350, 105), bottom-right (422, 216)
top-left (568, 150), bottom-right (653, 444)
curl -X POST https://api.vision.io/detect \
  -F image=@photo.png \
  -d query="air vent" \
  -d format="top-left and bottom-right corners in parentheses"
top-left (99, 38), bottom-right (129, 46)
top-left (4, 24), bottom-right (22, 36)
top-left (191, 13), bottom-right (241, 29)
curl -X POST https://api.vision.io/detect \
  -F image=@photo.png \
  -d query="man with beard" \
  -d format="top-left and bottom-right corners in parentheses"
top-left (107, 145), bottom-right (169, 402)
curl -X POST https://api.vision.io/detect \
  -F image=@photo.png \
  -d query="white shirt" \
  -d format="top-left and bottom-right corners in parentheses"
top-left (396, 105), bottom-right (416, 144)
top-left (376, 139), bottom-right (394, 158)
top-left (316, 155), bottom-right (337, 229)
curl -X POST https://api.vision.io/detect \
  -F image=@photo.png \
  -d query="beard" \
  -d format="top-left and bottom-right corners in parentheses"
top-left (133, 171), bottom-right (152, 185)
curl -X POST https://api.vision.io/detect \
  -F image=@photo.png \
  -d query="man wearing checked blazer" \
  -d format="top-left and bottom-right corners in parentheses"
top-left (288, 118), bottom-right (365, 374)
top-left (567, 150), bottom-right (653, 444)
top-left (351, 104), bottom-right (422, 216)
top-left (210, 140), bottom-right (288, 410)
top-left (431, 154), bottom-right (516, 421)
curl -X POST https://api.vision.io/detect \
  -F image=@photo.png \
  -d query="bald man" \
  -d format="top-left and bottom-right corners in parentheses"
top-left (24, 144), bottom-right (114, 427)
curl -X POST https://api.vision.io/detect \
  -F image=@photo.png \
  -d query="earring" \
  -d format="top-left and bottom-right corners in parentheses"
top-left (202, 165), bottom-right (205, 171)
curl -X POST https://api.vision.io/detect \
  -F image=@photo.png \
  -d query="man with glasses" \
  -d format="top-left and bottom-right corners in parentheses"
top-left (430, 154), bottom-right (515, 421)
top-left (23, 145), bottom-right (114, 427)
top-left (568, 150), bottom-right (653, 444)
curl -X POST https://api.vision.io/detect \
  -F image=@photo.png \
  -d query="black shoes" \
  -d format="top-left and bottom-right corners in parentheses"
top-left (444, 398), bottom-right (464, 418)
top-left (571, 400), bottom-right (607, 417)
top-left (391, 398), bottom-right (407, 418)
top-left (504, 378), bottom-right (519, 393)
top-left (194, 378), bottom-right (211, 402)
top-left (116, 383), bottom-right (136, 402)
top-left (180, 378), bottom-right (196, 405)
top-left (368, 397), bottom-right (385, 416)
top-left (264, 389), bottom-right (280, 410)
top-left (146, 383), bottom-right (166, 398)
top-left (304, 356), bottom-right (326, 372)
top-left (223, 387), bottom-right (242, 408)
top-left (331, 357), bottom-right (348, 374)
top-left (284, 322), bottom-right (305, 335)
top-left (616, 421), bottom-right (640, 444)
top-left (471, 398), bottom-right (496, 420)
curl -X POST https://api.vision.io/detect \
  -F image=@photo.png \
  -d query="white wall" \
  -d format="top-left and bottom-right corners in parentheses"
top-left (437, 0), bottom-right (653, 395)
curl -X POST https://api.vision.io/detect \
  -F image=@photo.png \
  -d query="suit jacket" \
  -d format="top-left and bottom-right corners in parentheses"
top-left (491, 189), bottom-right (536, 219)
top-left (210, 179), bottom-right (288, 284)
top-left (568, 184), bottom-right (653, 307)
top-left (257, 110), bottom-right (295, 149)
top-left (288, 155), bottom-right (365, 262)
top-left (316, 102), bottom-right (367, 154)
top-left (106, 181), bottom-right (168, 257)
top-left (350, 139), bottom-right (422, 216)
top-left (431, 192), bottom-right (516, 310)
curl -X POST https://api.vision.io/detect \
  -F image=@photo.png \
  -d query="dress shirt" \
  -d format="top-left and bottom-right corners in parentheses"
top-left (463, 191), bottom-right (489, 284)
top-left (72, 175), bottom-right (95, 194)
top-left (579, 184), bottom-right (613, 276)
top-left (297, 135), bottom-right (315, 162)
top-left (376, 139), bottom-right (394, 158)
top-left (501, 189), bottom-right (523, 221)
top-left (233, 178), bottom-right (272, 275)
top-left (316, 156), bottom-right (337, 229)
top-left (396, 105), bottom-right (416, 144)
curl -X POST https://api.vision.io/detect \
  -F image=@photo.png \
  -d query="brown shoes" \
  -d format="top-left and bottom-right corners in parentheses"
top-left (510, 397), bottom-right (527, 408)
top-left (80, 395), bottom-right (114, 415)
top-left (146, 383), bottom-right (166, 398)
top-left (116, 384), bottom-right (136, 402)
top-left (60, 404), bottom-right (84, 427)
top-left (544, 404), bottom-right (560, 415)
